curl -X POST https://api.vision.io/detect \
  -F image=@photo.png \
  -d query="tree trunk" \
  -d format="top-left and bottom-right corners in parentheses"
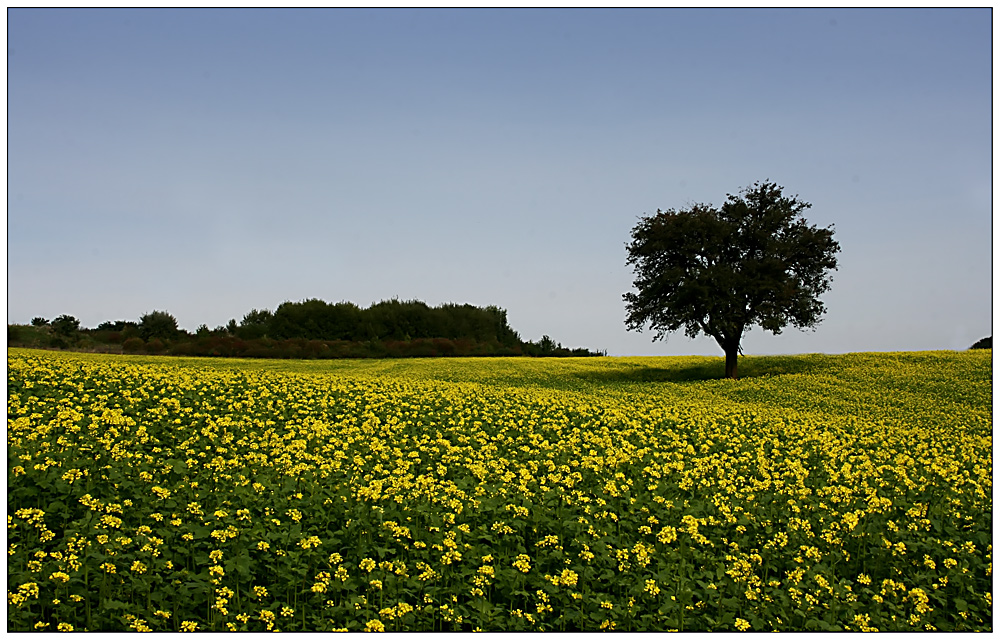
top-left (725, 345), bottom-right (739, 379)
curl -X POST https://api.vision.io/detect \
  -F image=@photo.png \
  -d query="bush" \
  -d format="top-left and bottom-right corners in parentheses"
top-left (31, 317), bottom-right (49, 327)
top-left (432, 338), bottom-right (456, 356)
top-left (122, 337), bottom-right (145, 353)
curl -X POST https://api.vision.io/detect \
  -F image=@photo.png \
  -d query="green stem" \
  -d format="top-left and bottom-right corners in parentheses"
top-left (85, 565), bottom-right (92, 630)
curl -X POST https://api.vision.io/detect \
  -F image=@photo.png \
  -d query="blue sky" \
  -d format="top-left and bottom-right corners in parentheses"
top-left (7, 8), bottom-right (992, 356)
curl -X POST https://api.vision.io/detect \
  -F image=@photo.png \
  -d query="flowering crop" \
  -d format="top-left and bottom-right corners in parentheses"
top-left (7, 348), bottom-right (992, 631)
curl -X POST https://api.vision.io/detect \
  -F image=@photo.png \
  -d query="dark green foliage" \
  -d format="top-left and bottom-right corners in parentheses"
top-left (267, 298), bottom-right (523, 346)
top-left (520, 336), bottom-right (599, 357)
top-left (270, 299), bottom-right (359, 340)
top-left (50, 314), bottom-right (81, 338)
top-left (970, 336), bottom-right (991, 349)
top-left (30, 317), bottom-right (48, 326)
top-left (624, 181), bottom-right (840, 378)
top-left (93, 321), bottom-right (139, 345)
top-left (237, 309), bottom-right (274, 340)
top-left (96, 320), bottom-right (138, 332)
top-left (139, 311), bottom-right (179, 341)
top-left (23, 299), bottom-right (601, 359)
top-left (7, 324), bottom-right (55, 349)
top-left (122, 337), bottom-right (145, 353)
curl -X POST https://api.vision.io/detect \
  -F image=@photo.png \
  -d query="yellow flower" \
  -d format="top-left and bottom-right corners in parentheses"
top-left (657, 526), bottom-right (678, 544)
top-left (644, 579), bottom-right (660, 596)
top-left (512, 554), bottom-right (532, 573)
top-left (734, 618), bottom-right (751, 631)
top-left (298, 535), bottom-right (322, 549)
top-left (57, 623), bottom-right (74, 632)
top-left (180, 621), bottom-right (198, 632)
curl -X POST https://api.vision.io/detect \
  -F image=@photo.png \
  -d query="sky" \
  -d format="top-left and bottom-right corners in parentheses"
top-left (6, 8), bottom-right (993, 356)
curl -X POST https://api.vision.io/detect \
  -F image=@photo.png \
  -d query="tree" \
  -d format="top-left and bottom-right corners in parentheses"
top-left (96, 320), bottom-right (137, 332)
top-left (623, 181), bottom-right (840, 379)
top-left (238, 308), bottom-right (274, 340)
top-left (31, 317), bottom-right (49, 327)
top-left (970, 336), bottom-right (992, 350)
top-left (139, 310), bottom-right (179, 341)
top-left (50, 314), bottom-right (80, 337)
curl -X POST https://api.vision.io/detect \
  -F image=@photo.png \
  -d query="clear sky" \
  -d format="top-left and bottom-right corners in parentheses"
top-left (7, 8), bottom-right (993, 356)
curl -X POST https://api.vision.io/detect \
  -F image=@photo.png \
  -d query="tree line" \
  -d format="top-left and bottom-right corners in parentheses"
top-left (10, 299), bottom-right (606, 359)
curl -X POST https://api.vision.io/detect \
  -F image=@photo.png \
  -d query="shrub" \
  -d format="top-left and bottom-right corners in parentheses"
top-left (432, 338), bottom-right (456, 356)
top-left (31, 317), bottom-right (49, 327)
top-left (122, 337), bottom-right (145, 353)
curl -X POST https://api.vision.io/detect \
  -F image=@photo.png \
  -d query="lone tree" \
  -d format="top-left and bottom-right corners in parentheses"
top-left (624, 181), bottom-right (840, 379)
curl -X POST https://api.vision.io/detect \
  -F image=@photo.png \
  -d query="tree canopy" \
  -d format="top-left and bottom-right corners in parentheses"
top-left (50, 314), bottom-right (80, 337)
top-left (623, 181), bottom-right (840, 379)
top-left (139, 310), bottom-right (179, 341)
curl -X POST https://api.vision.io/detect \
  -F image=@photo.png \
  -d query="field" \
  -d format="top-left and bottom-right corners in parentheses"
top-left (7, 347), bottom-right (992, 631)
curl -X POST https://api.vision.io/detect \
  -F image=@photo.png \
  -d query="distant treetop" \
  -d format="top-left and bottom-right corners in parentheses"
top-left (970, 336), bottom-right (991, 349)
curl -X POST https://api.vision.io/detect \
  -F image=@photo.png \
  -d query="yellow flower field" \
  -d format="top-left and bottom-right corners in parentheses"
top-left (7, 348), bottom-right (992, 631)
